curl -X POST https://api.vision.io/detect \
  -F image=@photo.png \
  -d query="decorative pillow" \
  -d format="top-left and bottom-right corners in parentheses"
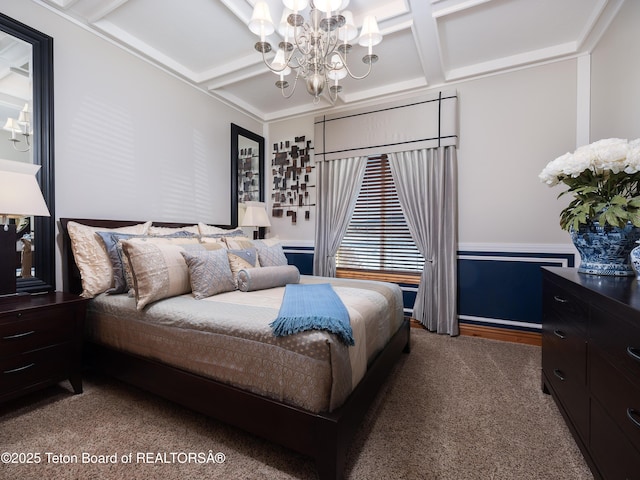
top-left (224, 236), bottom-right (255, 250)
top-left (95, 232), bottom-right (140, 295)
top-left (122, 239), bottom-right (209, 310)
top-left (198, 222), bottom-right (244, 236)
top-left (96, 232), bottom-right (201, 295)
top-left (147, 224), bottom-right (199, 236)
top-left (255, 244), bottom-right (288, 267)
top-left (237, 265), bottom-right (300, 292)
top-left (67, 221), bottom-right (151, 298)
top-left (227, 248), bottom-right (260, 286)
top-left (181, 249), bottom-right (236, 299)
top-left (199, 237), bottom-right (229, 248)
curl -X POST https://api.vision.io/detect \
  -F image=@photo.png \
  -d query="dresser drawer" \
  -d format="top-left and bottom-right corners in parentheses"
top-left (590, 348), bottom-right (640, 453)
top-left (542, 279), bottom-right (589, 440)
top-left (590, 399), bottom-right (640, 480)
top-left (0, 307), bottom-right (76, 358)
top-left (543, 280), bottom-right (589, 334)
top-left (590, 305), bottom-right (640, 389)
top-left (0, 343), bottom-right (75, 396)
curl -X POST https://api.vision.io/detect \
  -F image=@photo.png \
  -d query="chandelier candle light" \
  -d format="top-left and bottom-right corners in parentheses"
top-left (248, 0), bottom-right (382, 102)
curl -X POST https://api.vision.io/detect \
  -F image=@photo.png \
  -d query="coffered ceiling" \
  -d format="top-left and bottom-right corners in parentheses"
top-left (34, 0), bottom-right (624, 122)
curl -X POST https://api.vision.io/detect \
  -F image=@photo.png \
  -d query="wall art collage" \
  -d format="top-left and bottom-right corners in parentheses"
top-left (271, 136), bottom-right (315, 225)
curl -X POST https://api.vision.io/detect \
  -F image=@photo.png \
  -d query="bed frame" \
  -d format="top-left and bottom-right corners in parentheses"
top-left (60, 218), bottom-right (410, 480)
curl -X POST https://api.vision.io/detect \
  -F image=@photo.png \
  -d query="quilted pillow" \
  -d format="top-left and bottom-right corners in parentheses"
top-left (256, 243), bottom-right (288, 267)
top-left (122, 238), bottom-right (213, 309)
top-left (237, 265), bottom-right (300, 292)
top-left (227, 248), bottom-right (260, 286)
top-left (181, 249), bottom-right (236, 299)
top-left (67, 221), bottom-right (151, 298)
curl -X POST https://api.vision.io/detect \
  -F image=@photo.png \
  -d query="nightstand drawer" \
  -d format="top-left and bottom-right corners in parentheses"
top-left (0, 343), bottom-right (74, 395)
top-left (0, 308), bottom-right (76, 358)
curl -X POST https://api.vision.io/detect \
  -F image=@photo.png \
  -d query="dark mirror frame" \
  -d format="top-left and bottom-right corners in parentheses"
top-left (230, 123), bottom-right (264, 228)
top-left (0, 13), bottom-right (55, 292)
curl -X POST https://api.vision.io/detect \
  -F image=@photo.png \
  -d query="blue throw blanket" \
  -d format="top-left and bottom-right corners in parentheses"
top-left (270, 283), bottom-right (354, 346)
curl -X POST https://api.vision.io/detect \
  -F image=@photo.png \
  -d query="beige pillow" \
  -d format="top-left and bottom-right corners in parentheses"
top-left (67, 221), bottom-right (151, 298)
top-left (122, 237), bottom-right (222, 309)
top-left (223, 236), bottom-right (255, 250)
top-left (227, 248), bottom-right (260, 287)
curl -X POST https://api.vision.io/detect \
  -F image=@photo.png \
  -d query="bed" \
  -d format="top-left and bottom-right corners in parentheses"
top-left (60, 218), bottom-right (410, 480)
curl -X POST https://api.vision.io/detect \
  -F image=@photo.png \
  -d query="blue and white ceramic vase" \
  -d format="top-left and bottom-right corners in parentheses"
top-left (570, 222), bottom-right (640, 276)
top-left (631, 241), bottom-right (640, 278)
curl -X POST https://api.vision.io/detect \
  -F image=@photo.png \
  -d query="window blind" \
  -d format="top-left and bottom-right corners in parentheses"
top-left (336, 155), bottom-right (424, 273)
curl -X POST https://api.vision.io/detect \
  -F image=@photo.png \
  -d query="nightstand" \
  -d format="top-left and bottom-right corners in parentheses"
top-left (0, 292), bottom-right (88, 403)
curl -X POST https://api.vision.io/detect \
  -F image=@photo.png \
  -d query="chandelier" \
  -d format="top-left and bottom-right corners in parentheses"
top-left (2, 104), bottom-right (32, 152)
top-left (248, 0), bottom-right (382, 102)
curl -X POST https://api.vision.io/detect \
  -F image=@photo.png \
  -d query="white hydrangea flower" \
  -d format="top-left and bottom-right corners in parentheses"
top-left (625, 139), bottom-right (640, 174)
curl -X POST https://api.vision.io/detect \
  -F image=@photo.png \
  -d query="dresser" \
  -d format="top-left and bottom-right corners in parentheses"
top-left (0, 292), bottom-right (88, 403)
top-left (542, 267), bottom-right (640, 480)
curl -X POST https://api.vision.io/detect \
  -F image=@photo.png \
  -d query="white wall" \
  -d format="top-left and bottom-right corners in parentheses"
top-left (591, 0), bottom-right (640, 141)
top-left (2, 0), bottom-right (262, 287)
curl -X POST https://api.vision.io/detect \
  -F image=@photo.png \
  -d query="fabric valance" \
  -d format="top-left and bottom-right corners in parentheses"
top-left (314, 90), bottom-right (458, 161)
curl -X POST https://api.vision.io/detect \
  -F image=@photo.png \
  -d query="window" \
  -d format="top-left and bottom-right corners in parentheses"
top-left (336, 155), bottom-right (424, 276)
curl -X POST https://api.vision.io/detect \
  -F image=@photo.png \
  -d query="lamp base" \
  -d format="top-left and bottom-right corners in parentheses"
top-left (0, 224), bottom-right (17, 295)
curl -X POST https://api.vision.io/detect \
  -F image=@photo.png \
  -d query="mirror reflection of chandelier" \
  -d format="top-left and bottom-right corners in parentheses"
top-left (3, 103), bottom-right (32, 152)
top-left (248, 0), bottom-right (382, 103)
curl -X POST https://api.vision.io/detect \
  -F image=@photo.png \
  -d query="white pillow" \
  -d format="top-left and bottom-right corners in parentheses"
top-left (67, 221), bottom-right (151, 298)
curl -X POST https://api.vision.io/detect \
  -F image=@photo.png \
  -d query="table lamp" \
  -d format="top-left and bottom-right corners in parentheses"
top-left (240, 201), bottom-right (271, 239)
top-left (0, 159), bottom-right (50, 295)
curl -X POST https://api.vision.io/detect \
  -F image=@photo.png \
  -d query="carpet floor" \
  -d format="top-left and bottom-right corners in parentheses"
top-left (0, 329), bottom-right (593, 480)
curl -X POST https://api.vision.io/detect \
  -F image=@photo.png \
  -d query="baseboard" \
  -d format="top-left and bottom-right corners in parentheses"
top-left (410, 319), bottom-right (542, 346)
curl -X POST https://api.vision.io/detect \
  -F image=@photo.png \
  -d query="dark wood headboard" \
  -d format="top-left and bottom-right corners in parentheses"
top-left (59, 218), bottom-right (230, 295)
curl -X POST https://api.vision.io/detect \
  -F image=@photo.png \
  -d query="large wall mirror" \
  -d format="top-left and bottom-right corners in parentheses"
top-left (230, 123), bottom-right (264, 228)
top-left (0, 13), bottom-right (54, 292)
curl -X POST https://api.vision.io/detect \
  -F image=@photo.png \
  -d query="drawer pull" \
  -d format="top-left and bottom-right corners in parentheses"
top-left (553, 369), bottom-right (565, 381)
top-left (627, 346), bottom-right (640, 363)
top-left (627, 408), bottom-right (640, 429)
top-left (3, 363), bottom-right (35, 374)
top-left (553, 295), bottom-right (568, 304)
top-left (553, 330), bottom-right (566, 339)
top-left (2, 330), bottom-right (35, 341)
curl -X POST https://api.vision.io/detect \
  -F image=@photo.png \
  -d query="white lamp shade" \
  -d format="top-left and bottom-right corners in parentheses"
top-left (3, 118), bottom-right (21, 133)
top-left (241, 201), bottom-right (271, 227)
top-left (313, 0), bottom-right (342, 13)
top-left (0, 160), bottom-right (50, 220)
top-left (249, 1), bottom-right (275, 36)
top-left (338, 10), bottom-right (358, 41)
top-left (283, 0), bottom-right (309, 12)
top-left (278, 8), bottom-right (296, 38)
top-left (358, 15), bottom-right (382, 47)
top-left (339, 0), bottom-right (350, 9)
top-left (271, 49), bottom-right (292, 76)
top-left (327, 54), bottom-right (347, 80)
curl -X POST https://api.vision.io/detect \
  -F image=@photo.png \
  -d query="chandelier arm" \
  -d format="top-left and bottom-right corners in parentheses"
top-left (279, 72), bottom-right (301, 99)
top-left (10, 139), bottom-right (30, 153)
top-left (339, 57), bottom-right (374, 80)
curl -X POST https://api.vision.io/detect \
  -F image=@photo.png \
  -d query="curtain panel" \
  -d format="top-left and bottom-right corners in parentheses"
top-left (313, 156), bottom-right (367, 277)
top-left (389, 147), bottom-right (458, 336)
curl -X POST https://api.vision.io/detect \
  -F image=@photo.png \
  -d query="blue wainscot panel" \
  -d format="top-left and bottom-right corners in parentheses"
top-left (457, 251), bottom-right (574, 331)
